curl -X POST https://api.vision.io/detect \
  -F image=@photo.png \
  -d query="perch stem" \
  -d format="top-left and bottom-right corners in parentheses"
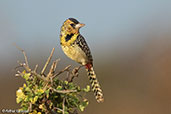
top-left (52, 65), bottom-right (71, 79)
top-left (41, 48), bottom-right (55, 75)
top-left (50, 87), bottom-right (77, 93)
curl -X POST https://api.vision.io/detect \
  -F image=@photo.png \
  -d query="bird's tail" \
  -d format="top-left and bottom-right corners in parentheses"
top-left (85, 64), bottom-right (104, 103)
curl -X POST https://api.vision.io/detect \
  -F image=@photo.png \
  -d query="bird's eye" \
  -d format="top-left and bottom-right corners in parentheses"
top-left (70, 24), bottom-right (75, 28)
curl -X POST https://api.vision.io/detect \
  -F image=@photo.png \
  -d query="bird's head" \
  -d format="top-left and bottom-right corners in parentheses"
top-left (61, 18), bottom-right (85, 34)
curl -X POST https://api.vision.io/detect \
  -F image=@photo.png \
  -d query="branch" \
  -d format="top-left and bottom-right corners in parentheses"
top-left (28, 102), bottom-right (32, 112)
top-left (15, 71), bottom-right (24, 77)
top-left (41, 48), bottom-right (55, 75)
top-left (31, 71), bottom-right (48, 82)
top-left (47, 59), bottom-right (60, 79)
top-left (67, 65), bottom-right (84, 82)
top-left (17, 61), bottom-right (48, 82)
top-left (14, 44), bottom-right (30, 71)
top-left (62, 98), bottom-right (65, 114)
top-left (15, 45), bottom-right (48, 82)
top-left (52, 65), bottom-right (71, 79)
top-left (54, 107), bottom-right (63, 112)
top-left (34, 64), bottom-right (38, 72)
top-left (50, 87), bottom-right (77, 94)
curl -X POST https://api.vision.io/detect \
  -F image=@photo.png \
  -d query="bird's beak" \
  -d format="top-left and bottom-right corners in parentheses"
top-left (75, 23), bottom-right (85, 28)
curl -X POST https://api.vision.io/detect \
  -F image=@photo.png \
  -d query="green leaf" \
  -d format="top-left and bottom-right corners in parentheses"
top-left (45, 89), bottom-right (50, 98)
top-left (35, 89), bottom-right (44, 96)
top-left (64, 80), bottom-right (68, 85)
top-left (23, 73), bottom-right (31, 80)
top-left (82, 99), bottom-right (89, 107)
top-left (79, 104), bottom-right (85, 112)
top-left (78, 100), bottom-right (89, 112)
top-left (68, 83), bottom-right (75, 90)
top-left (16, 88), bottom-right (25, 103)
top-left (39, 104), bottom-right (46, 111)
top-left (31, 96), bottom-right (38, 104)
top-left (16, 97), bottom-right (23, 103)
top-left (65, 111), bottom-right (69, 114)
top-left (56, 86), bottom-right (62, 90)
top-left (24, 96), bottom-right (30, 102)
top-left (83, 85), bottom-right (90, 92)
top-left (77, 86), bottom-right (81, 91)
top-left (25, 86), bottom-right (31, 92)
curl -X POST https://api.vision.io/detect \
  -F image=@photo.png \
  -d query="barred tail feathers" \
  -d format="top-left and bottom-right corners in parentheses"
top-left (85, 64), bottom-right (104, 103)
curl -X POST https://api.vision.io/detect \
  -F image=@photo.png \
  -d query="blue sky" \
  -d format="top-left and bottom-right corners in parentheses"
top-left (0, 0), bottom-right (171, 61)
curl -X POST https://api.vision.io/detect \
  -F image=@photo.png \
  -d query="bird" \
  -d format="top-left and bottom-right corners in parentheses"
top-left (60, 18), bottom-right (104, 103)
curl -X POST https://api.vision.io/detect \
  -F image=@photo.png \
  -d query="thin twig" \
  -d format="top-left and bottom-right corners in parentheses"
top-left (15, 71), bottom-right (24, 77)
top-left (14, 44), bottom-right (30, 71)
top-left (41, 48), bottom-right (55, 75)
top-left (31, 71), bottom-right (48, 82)
top-left (44, 59), bottom-right (60, 90)
top-left (67, 65), bottom-right (84, 82)
top-left (52, 65), bottom-right (71, 79)
top-left (62, 98), bottom-right (65, 114)
top-left (18, 62), bottom-right (48, 82)
top-left (34, 64), bottom-right (38, 72)
top-left (47, 59), bottom-right (60, 79)
top-left (43, 83), bottom-right (49, 91)
top-left (50, 87), bottom-right (77, 94)
top-left (54, 107), bottom-right (63, 112)
top-left (18, 60), bottom-right (47, 82)
top-left (28, 102), bottom-right (32, 112)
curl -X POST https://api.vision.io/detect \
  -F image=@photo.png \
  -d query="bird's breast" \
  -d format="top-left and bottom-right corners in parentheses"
top-left (61, 44), bottom-right (88, 65)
